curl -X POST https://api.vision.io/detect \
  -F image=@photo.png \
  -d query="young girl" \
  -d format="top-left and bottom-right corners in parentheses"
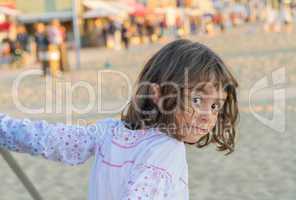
top-left (0, 39), bottom-right (238, 199)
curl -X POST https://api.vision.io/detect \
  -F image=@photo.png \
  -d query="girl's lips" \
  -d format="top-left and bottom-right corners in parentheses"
top-left (183, 125), bottom-right (208, 133)
top-left (192, 126), bottom-right (208, 133)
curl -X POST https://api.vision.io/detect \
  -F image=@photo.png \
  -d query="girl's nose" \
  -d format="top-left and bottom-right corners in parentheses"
top-left (197, 107), bottom-right (211, 123)
top-left (199, 113), bottom-right (210, 123)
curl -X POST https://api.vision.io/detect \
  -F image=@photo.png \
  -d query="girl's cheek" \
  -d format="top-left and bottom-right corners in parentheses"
top-left (209, 115), bottom-right (219, 126)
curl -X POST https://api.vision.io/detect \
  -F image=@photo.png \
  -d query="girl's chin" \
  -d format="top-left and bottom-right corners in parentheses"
top-left (182, 133), bottom-right (205, 144)
top-left (177, 128), bottom-right (210, 143)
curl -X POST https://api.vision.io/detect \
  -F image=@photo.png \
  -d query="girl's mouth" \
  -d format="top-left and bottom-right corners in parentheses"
top-left (191, 126), bottom-right (208, 133)
top-left (182, 125), bottom-right (209, 134)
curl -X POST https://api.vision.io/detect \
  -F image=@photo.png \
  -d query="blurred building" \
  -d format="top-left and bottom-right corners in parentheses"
top-left (143, 0), bottom-right (212, 8)
top-left (144, 0), bottom-right (177, 8)
top-left (0, 0), bottom-right (18, 40)
top-left (15, 0), bottom-right (74, 23)
top-left (0, 0), bottom-right (15, 5)
top-left (16, 0), bottom-right (72, 13)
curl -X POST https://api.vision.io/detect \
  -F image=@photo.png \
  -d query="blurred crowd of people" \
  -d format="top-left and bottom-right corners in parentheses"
top-left (0, 0), bottom-right (295, 76)
top-left (83, 0), bottom-right (296, 50)
top-left (264, 0), bottom-right (296, 32)
top-left (86, 17), bottom-right (166, 49)
top-left (0, 19), bottom-right (69, 76)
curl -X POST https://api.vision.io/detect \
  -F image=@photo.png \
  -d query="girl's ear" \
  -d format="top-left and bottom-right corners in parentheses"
top-left (151, 83), bottom-right (160, 105)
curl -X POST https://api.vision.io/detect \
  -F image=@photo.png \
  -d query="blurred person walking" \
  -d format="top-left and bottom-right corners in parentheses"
top-left (145, 20), bottom-right (155, 43)
top-left (34, 23), bottom-right (50, 76)
top-left (106, 20), bottom-right (116, 48)
top-left (136, 18), bottom-right (145, 43)
top-left (0, 38), bottom-right (19, 68)
top-left (101, 22), bottom-right (108, 48)
top-left (264, 0), bottom-right (281, 32)
top-left (121, 21), bottom-right (130, 49)
top-left (16, 25), bottom-right (30, 66)
top-left (16, 25), bottom-right (29, 53)
top-left (114, 20), bottom-right (122, 50)
top-left (280, 0), bottom-right (293, 32)
top-left (48, 19), bottom-right (70, 72)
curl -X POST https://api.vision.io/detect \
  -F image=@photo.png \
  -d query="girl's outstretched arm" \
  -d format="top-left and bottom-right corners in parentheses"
top-left (0, 113), bottom-right (106, 165)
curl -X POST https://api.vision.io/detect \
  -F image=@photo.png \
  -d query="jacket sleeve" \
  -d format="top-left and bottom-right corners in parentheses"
top-left (120, 163), bottom-right (174, 200)
top-left (0, 113), bottom-right (110, 165)
top-left (120, 139), bottom-right (188, 200)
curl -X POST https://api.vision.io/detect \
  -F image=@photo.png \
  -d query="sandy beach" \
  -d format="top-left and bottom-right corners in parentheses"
top-left (0, 23), bottom-right (295, 199)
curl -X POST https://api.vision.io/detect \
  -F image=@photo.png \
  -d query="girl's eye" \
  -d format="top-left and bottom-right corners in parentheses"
top-left (192, 97), bottom-right (202, 106)
top-left (211, 103), bottom-right (222, 112)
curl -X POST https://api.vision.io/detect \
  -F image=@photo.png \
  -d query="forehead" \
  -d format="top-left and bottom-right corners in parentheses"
top-left (190, 82), bottom-right (227, 100)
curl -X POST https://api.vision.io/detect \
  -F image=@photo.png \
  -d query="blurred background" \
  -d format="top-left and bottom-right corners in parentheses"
top-left (0, 0), bottom-right (296, 199)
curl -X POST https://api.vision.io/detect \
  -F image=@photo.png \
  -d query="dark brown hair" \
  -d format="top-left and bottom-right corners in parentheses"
top-left (121, 39), bottom-right (239, 155)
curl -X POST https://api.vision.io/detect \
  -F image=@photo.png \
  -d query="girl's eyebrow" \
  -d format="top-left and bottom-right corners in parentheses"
top-left (192, 90), bottom-right (227, 101)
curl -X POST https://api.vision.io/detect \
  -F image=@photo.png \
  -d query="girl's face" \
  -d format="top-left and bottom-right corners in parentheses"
top-left (176, 82), bottom-right (227, 144)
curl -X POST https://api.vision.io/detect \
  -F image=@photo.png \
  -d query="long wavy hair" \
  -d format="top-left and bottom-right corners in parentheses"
top-left (121, 39), bottom-right (239, 155)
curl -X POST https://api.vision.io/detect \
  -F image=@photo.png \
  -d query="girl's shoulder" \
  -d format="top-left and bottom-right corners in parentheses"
top-left (95, 117), bottom-right (186, 160)
top-left (95, 118), bottom-right (188, 177)
top-left (97, 118), bottom-right (183, 151)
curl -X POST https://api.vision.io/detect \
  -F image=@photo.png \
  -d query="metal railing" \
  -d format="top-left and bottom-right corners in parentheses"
top-left (0, 149), bottom-right (43, 200)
